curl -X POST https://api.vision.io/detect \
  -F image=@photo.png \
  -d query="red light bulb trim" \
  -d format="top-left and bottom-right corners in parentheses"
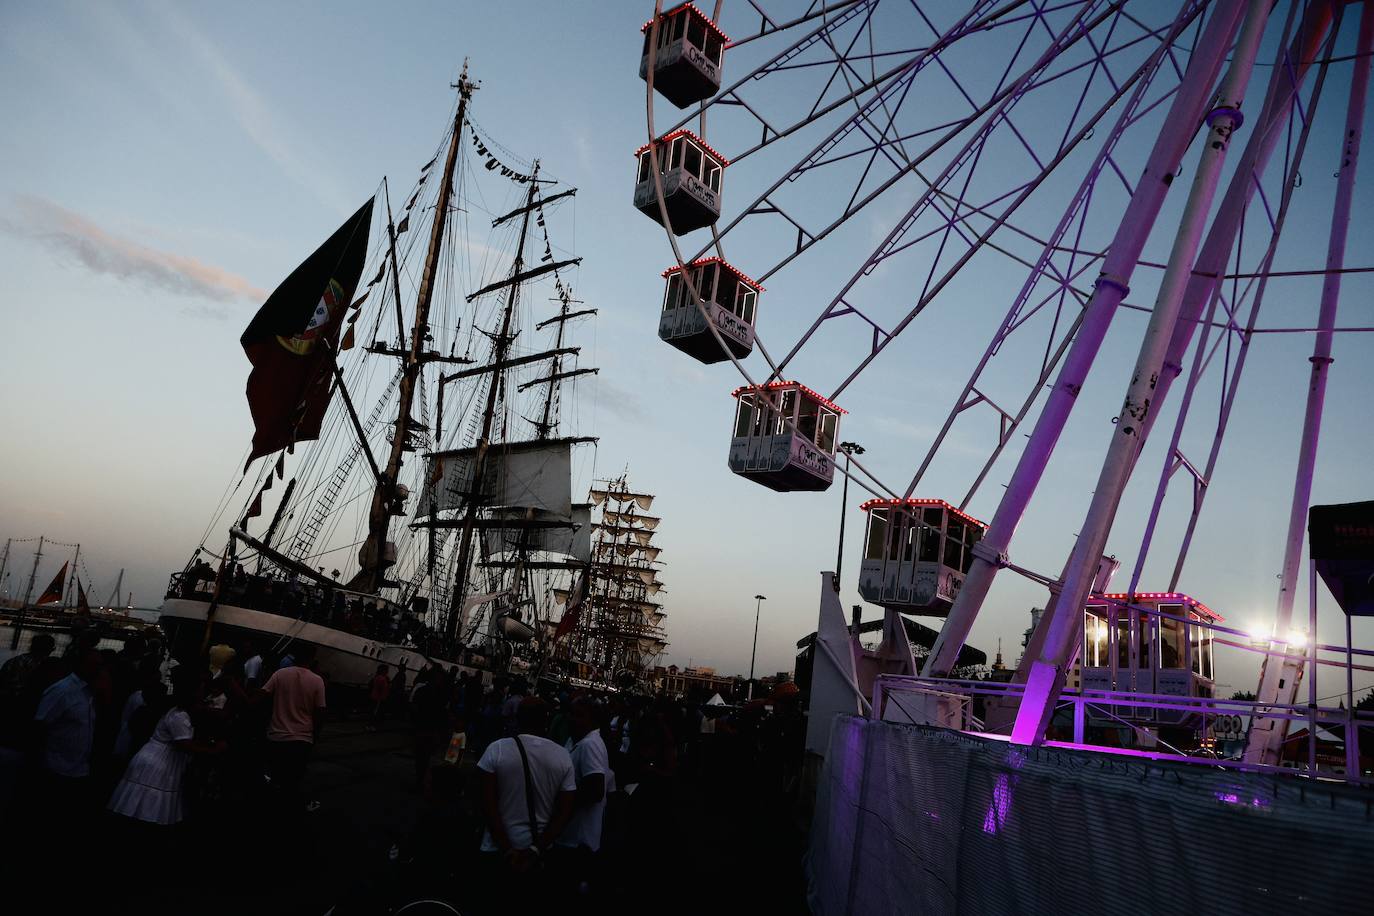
top-left (634, 128), bottom-right (730, 166)
top-left (857, 497), bottom-right (987, 530)
top-left (661, 257), bottom-right (764, 291)
top-left (641, 3), bottom-right (731, 44)
top-left (730, 380), bottom-right (847, 415)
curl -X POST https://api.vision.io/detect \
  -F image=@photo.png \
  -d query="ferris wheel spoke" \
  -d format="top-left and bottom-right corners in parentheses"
top-left (660, 0), bottom-right (886, 145)
top-left (729, 0), bottom-right (872, 48)
top-left (769, 0), bottom-right (1184, 391)
top-left (733, 1), bottom-right (1139, 293)
top-left (896, 3), bottom-right (1201, 502)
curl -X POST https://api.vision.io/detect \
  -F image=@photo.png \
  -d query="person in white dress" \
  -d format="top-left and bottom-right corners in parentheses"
top-left (108, 674), bottom-right (221, 826)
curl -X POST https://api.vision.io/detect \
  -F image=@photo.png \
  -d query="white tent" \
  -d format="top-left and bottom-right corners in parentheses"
top-left (705, 693), bottom-right (727, 706)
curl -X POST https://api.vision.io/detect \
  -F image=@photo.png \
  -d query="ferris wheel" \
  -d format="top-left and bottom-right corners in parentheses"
top-left (633, 0), bottom-right (1374, 758)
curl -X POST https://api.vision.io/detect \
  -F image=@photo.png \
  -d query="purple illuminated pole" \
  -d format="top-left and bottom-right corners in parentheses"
top-left (1246, 1), bottom-right (1373, 768)
top-left (921, 2), bottom-right (1249, 677)
top-left (1011, 0), bottom-right (1274, 746)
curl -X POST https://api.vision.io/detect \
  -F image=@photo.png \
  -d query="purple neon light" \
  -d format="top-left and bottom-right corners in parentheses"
top-left (982, 772), bottom-right (1015, 835)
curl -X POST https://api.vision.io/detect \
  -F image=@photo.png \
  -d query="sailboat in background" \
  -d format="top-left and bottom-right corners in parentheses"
top-left (159, 63), bottom-right (658, 690)
top-left (0, 536), bottom-right (149, 659)
top-left (544, 476), bottom-right (669, 690)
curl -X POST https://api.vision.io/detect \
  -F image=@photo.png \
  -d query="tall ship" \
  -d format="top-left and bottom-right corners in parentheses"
top-left (543, 476), bottom-right (669, 690)
top-left (161, 64), bottom-right (629, 689)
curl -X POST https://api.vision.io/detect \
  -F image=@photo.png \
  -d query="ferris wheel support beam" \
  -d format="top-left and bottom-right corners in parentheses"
top-left (1122, 0), bottom-right (1343, 477)
top-left (1130, 5), bottom-right (1342, 602)
top-left (921, 0), bottom-right (1250, 680)
top-left (901, 6), bottom-right (1208, 506)
top-left (1010, 0), bottom-right (1276, 746)
top-left (1246, 0), bottom-right (1373, 768)
top-left (769, 0), bottom-right (1126, 378)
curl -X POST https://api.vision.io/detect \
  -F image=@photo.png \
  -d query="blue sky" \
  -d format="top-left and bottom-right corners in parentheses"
top-left (1, 1), bottom-right (1371, 697)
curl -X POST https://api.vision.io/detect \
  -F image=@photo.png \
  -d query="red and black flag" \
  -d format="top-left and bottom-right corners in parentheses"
top-left (35, 561), bottom-right (68, 605)
top-left (553, 566), bottom-right (590, 642)
top-left (76, 580), bottom-right (91, 616)
top-left (241, 198), bottom-right (375, 466)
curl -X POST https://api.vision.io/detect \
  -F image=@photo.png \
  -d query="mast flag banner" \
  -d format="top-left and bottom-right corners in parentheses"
top-left (1309, 502), bottom-right (1374, 616)
top-left (35, 562), bottom-right (68, 605)
top-left (241, 198), bottom-right (375, 465)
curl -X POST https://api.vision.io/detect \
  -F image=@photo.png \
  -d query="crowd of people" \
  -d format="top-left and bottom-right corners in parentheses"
top-left (0, 628), bottom-right (334, 889)
top-left (394, 671), bottom-right (809, 910)
top-left (0, 626), bottom-right (808, 912)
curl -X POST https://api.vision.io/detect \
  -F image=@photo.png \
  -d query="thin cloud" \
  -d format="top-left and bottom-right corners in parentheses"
top-left (151, 1), bottom-right (350, 212)
top-left (7, 194), bottom-right (265, 306)
top-left (594, 377), bottom-right (650, 424)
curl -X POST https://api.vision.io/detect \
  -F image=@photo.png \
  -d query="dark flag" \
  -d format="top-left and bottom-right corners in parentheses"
top-left (76, 580), bottom-right (91, 616)
top-left (35, 562), bottom-right (68, 605)
top-left (244, 489), bottom-right (264, 526)
top-left (241, 198), bottom-right (375, 466)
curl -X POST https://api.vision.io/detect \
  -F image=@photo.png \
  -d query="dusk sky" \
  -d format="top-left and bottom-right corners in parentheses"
top-left (2, 0), bottom-right (1371, 697)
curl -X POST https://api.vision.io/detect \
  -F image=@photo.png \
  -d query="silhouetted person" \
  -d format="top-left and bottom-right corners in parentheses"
top-left (259, 643), bottom-right (325, 812)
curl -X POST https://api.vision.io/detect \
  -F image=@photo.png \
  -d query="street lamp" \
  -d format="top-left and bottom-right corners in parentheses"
top-left (748, 594), bottom-right (767, 700)
top-left (835, 441), bottom-right (865, 591)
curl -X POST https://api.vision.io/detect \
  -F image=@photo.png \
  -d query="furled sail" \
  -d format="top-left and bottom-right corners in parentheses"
top-left (602, 510), bottom-right (661, 529)
top-left (425, 439), bottom-right (573, 517)
top-left (593, 524), bottom-right (655, 545)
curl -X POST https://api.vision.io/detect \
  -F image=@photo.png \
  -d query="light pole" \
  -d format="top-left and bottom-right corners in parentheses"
top-left (748, 594), bottom-right (766, 700)
top-left (835, 441), bottom-right (865, 591)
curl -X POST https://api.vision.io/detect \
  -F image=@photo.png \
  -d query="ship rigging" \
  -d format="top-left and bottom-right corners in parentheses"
top-left (160, 62), bottom-right (636, 688)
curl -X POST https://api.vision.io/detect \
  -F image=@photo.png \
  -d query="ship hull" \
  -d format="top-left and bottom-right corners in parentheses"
top-left (159, 598), bottom-right (484, 690)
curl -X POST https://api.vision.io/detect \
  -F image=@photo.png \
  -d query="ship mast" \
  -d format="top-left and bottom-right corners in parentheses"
top-left (444, 168), bottom-right (542, 643)
top-left (355, 63), bottom-right (476, 594)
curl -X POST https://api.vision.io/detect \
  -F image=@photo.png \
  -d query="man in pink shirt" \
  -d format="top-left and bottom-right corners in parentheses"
top-left (260, 642), bottom-right (326, 810)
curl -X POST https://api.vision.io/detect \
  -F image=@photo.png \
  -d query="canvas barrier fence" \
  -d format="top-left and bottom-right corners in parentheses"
top-left (808, 715), bottom-right (1374, 915)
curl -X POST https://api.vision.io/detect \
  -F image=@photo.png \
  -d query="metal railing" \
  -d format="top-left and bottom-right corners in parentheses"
top-left (872, 673), bottom-right (1374, 786)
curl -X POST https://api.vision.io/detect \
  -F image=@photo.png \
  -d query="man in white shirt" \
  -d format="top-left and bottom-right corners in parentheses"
top-left (561, 696), bottom-right (611, 853)
top-left (477, 695), bottom-right (575, 896)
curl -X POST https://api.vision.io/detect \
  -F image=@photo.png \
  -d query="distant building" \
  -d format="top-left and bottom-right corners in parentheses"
top-left (1017, 605), bottom-right (1079, 690)
top-left (650, 663), bottom-right (745, 700)
top-left (988, 639), bottom-right (1014, 683)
